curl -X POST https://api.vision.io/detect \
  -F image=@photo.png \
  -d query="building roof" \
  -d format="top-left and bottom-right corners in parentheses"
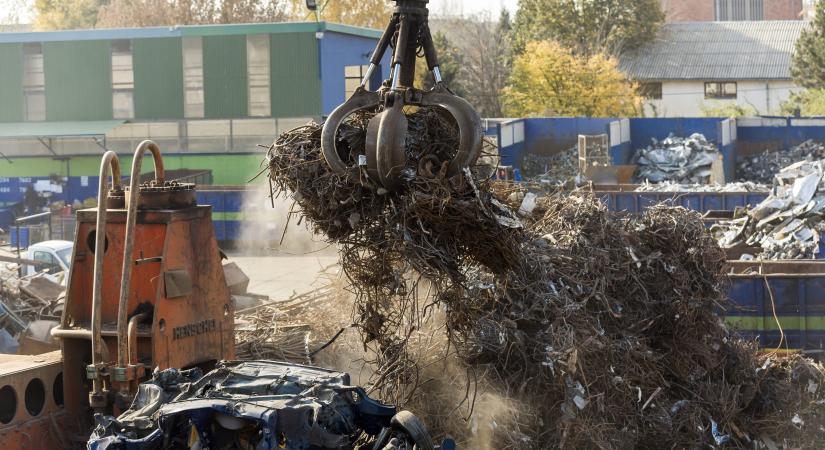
top-left (619, 21), bottom-right (809, 81)
top-left (0, 121), bottom-right (124, 139)
top-left (0, 21), bottom-right (381, 44)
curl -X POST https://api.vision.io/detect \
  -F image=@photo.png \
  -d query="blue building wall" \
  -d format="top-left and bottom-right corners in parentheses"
top-left (319, 31), bottom-right (392, 116)
top-left (728, 264), bottom-right (825, 351)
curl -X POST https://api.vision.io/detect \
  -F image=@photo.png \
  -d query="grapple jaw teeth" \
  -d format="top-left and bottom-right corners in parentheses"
top-left (320, 87), bottom-right (381, 178)
top-left (373, 94), bottom-right (409, 190)
top-left (320, 86), bottom-right (483, 191)
top-left (420, 85), bottom-right (484, 178)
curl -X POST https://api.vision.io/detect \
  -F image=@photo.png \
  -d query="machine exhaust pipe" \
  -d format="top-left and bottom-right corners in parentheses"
top-left (88, 151), bottom-right (123, 408)
top-left (116, 141), bottom-right (164, 374)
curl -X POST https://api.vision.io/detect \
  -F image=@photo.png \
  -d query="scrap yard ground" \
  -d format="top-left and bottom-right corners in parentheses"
top-left (230, 254), bottom-right (339, 299)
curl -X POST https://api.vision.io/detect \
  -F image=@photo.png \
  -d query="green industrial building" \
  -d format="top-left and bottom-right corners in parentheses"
top-left (0, 22), bottom-right (389, 203)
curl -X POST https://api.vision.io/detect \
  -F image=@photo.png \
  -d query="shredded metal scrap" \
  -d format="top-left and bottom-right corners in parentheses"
top-left (635, 180), bottom-right (768, 192)
top-left (634, 133), bottom-right (720, 183)
top-left (738, 140), bottom-right (825, 184)
top-left (712, 160), bottom-right (825, 259)
top-left (522, 147), bottom-right (579, 184)
top-left (266, 109), bottom-right (825, 449)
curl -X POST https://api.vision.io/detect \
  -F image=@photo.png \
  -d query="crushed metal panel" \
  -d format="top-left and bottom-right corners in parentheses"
top-left (164, 269), bottom-right (192, 298)
top-left (86, 361), bottom-right (420, 450)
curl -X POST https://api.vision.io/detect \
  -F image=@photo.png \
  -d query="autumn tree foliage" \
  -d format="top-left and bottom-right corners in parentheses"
top-left (504, 40), bottom-right (640, 117)
top-left (36, 0), bottom-right (388, 30)
top-left (295, 0), bottom-right (390, 30)
top-left (97, 0), bottom-right (290, 28)
top-left (34, 0), bottom-right (103, 30)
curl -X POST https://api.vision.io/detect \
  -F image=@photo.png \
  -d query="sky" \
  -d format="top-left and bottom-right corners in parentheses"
top-left (428, 0), bottom-right (519, 17)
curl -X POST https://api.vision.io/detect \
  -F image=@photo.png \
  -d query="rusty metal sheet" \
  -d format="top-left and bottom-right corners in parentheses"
top-left (164, 269), bottom-right (192, 298)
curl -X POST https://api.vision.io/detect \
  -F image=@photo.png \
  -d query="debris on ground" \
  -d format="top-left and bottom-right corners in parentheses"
top-left (266, 110), bottom-right (825, 449)
top-left (712, 160), bottom-right (825, 259)
top-left (633, 133), bottom-right (720, 183)
top-left (738, 140), bottom-right (825, 184)
top-left (234, 282), bottom-right (345, 364)
top-left (635, 180), bottom-right (768, 192)
top-left (0, 263), bottom-right (65, 354)
top-left (88, 360), bottom-right (440, 450)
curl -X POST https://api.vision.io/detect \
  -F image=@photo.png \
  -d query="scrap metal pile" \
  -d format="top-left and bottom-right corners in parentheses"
top-left (713, 160), bottom-right (825, 259)
top-left (633, 133), bottom-right (720, 183)
top-left (234, 282), bottom-right (345, 364)
top-left (635, 180), bottom-right (767, 192)
top-left (89, 361), bottom-right (435, 450)
top-left (0, 264), bottom-right (64, 354)
top-left (738, 140), bottom-right (825, 184)
top-left (267, 109), bottom-right (825, 449)
top-left (522, 147), bottom-right (579, 184)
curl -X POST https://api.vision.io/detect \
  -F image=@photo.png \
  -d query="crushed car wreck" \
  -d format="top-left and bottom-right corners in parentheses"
top-left (88, 360), bottom-right (443, 450)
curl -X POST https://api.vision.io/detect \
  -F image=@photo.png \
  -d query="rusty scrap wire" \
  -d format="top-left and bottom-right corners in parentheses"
top-left (234, 278), bottom-right (351, 364)
top-left (265, 108), bottom-right (825, 449)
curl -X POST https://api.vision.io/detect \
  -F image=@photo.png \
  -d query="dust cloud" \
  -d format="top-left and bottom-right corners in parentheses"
top-left (305, 286), bottom-right (527, 449)
top-left (238, 188), bottom-right (333, 255)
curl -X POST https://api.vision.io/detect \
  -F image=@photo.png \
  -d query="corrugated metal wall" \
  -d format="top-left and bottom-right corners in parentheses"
top-left (133, 37), bottom-right (184, 119)
top-left (43, 40), bottom-right (112, 121)
top-left (270, 32), bottom-right (321, 117)
top-left (203, 35), bottom-right (248, 119)
top-left (0, 43), bottom-right (23, 122)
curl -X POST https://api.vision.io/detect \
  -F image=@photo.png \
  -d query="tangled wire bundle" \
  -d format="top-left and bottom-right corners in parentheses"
top-left (267, 108), bottom-right (825, 449)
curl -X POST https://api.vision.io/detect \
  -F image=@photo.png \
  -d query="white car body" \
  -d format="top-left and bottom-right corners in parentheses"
top-left (23, 240), bottom-right (73, 284)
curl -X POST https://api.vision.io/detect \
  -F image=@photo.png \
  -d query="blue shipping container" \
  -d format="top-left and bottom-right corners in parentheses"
top-left (727, 261), bottom-right (825, 354)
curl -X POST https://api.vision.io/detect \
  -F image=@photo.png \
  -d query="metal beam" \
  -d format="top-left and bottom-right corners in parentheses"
top-left (36, 137), bottom-right (58, 156)
top-left (92, 136), bottom-right (110, 152)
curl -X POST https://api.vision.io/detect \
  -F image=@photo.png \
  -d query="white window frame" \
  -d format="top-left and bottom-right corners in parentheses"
top-left (23, 43), bottom-right (45, 122)
top-left (247, 34), bottom-right (271, 117)
top-left (183, 37), bottom-right (205, 119)
top-left (344, 65), bottom-right (369, 99)
top-left (111, 39), bottom-right (134, 119)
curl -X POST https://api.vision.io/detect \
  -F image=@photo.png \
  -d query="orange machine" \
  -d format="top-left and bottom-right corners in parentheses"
top-left (0, 141), bottom-right (234, 448)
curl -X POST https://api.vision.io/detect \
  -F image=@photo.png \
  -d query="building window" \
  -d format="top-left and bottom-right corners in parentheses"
top-left (705, 82), bottom-right (737, 99)
top-left (344, 65), bottom-right (369, 99)
top-left (247, 34), bottom-right (271, 117)
top-left (639, 82), bottom-right (662, 100)
top-left (182, 37), bottom-right (204, 118)
top-left (715, 0), bottom-right (764, 21)
top-left (111, 40), bottom-right (134, 119)
top-left (22, 43), bottom-right (45, 121)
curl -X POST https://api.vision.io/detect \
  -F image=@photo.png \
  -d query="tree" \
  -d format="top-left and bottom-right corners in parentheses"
top-left (453, 10), bottom-right (512, 117)
top-left (34, 0), bottom-right (103, 30)
top-left (791, 0), bottom-right (825, 89)
top-left (504, 40), bottom-right (640, 117)
top-left (427, 10), bottom-right (513, 117)
top-left (781, 89), bottom-right (825, 116)
top-left (292, 0), bottom-right (390, 29)
top-left (512, 0), bottom-right (664, 56)
top-left (97, 0), bottom-right (290, 28)
top-left (0, 0), bottom-right (32, 25)
top-left (415, 32), bottom-right (466, 97)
